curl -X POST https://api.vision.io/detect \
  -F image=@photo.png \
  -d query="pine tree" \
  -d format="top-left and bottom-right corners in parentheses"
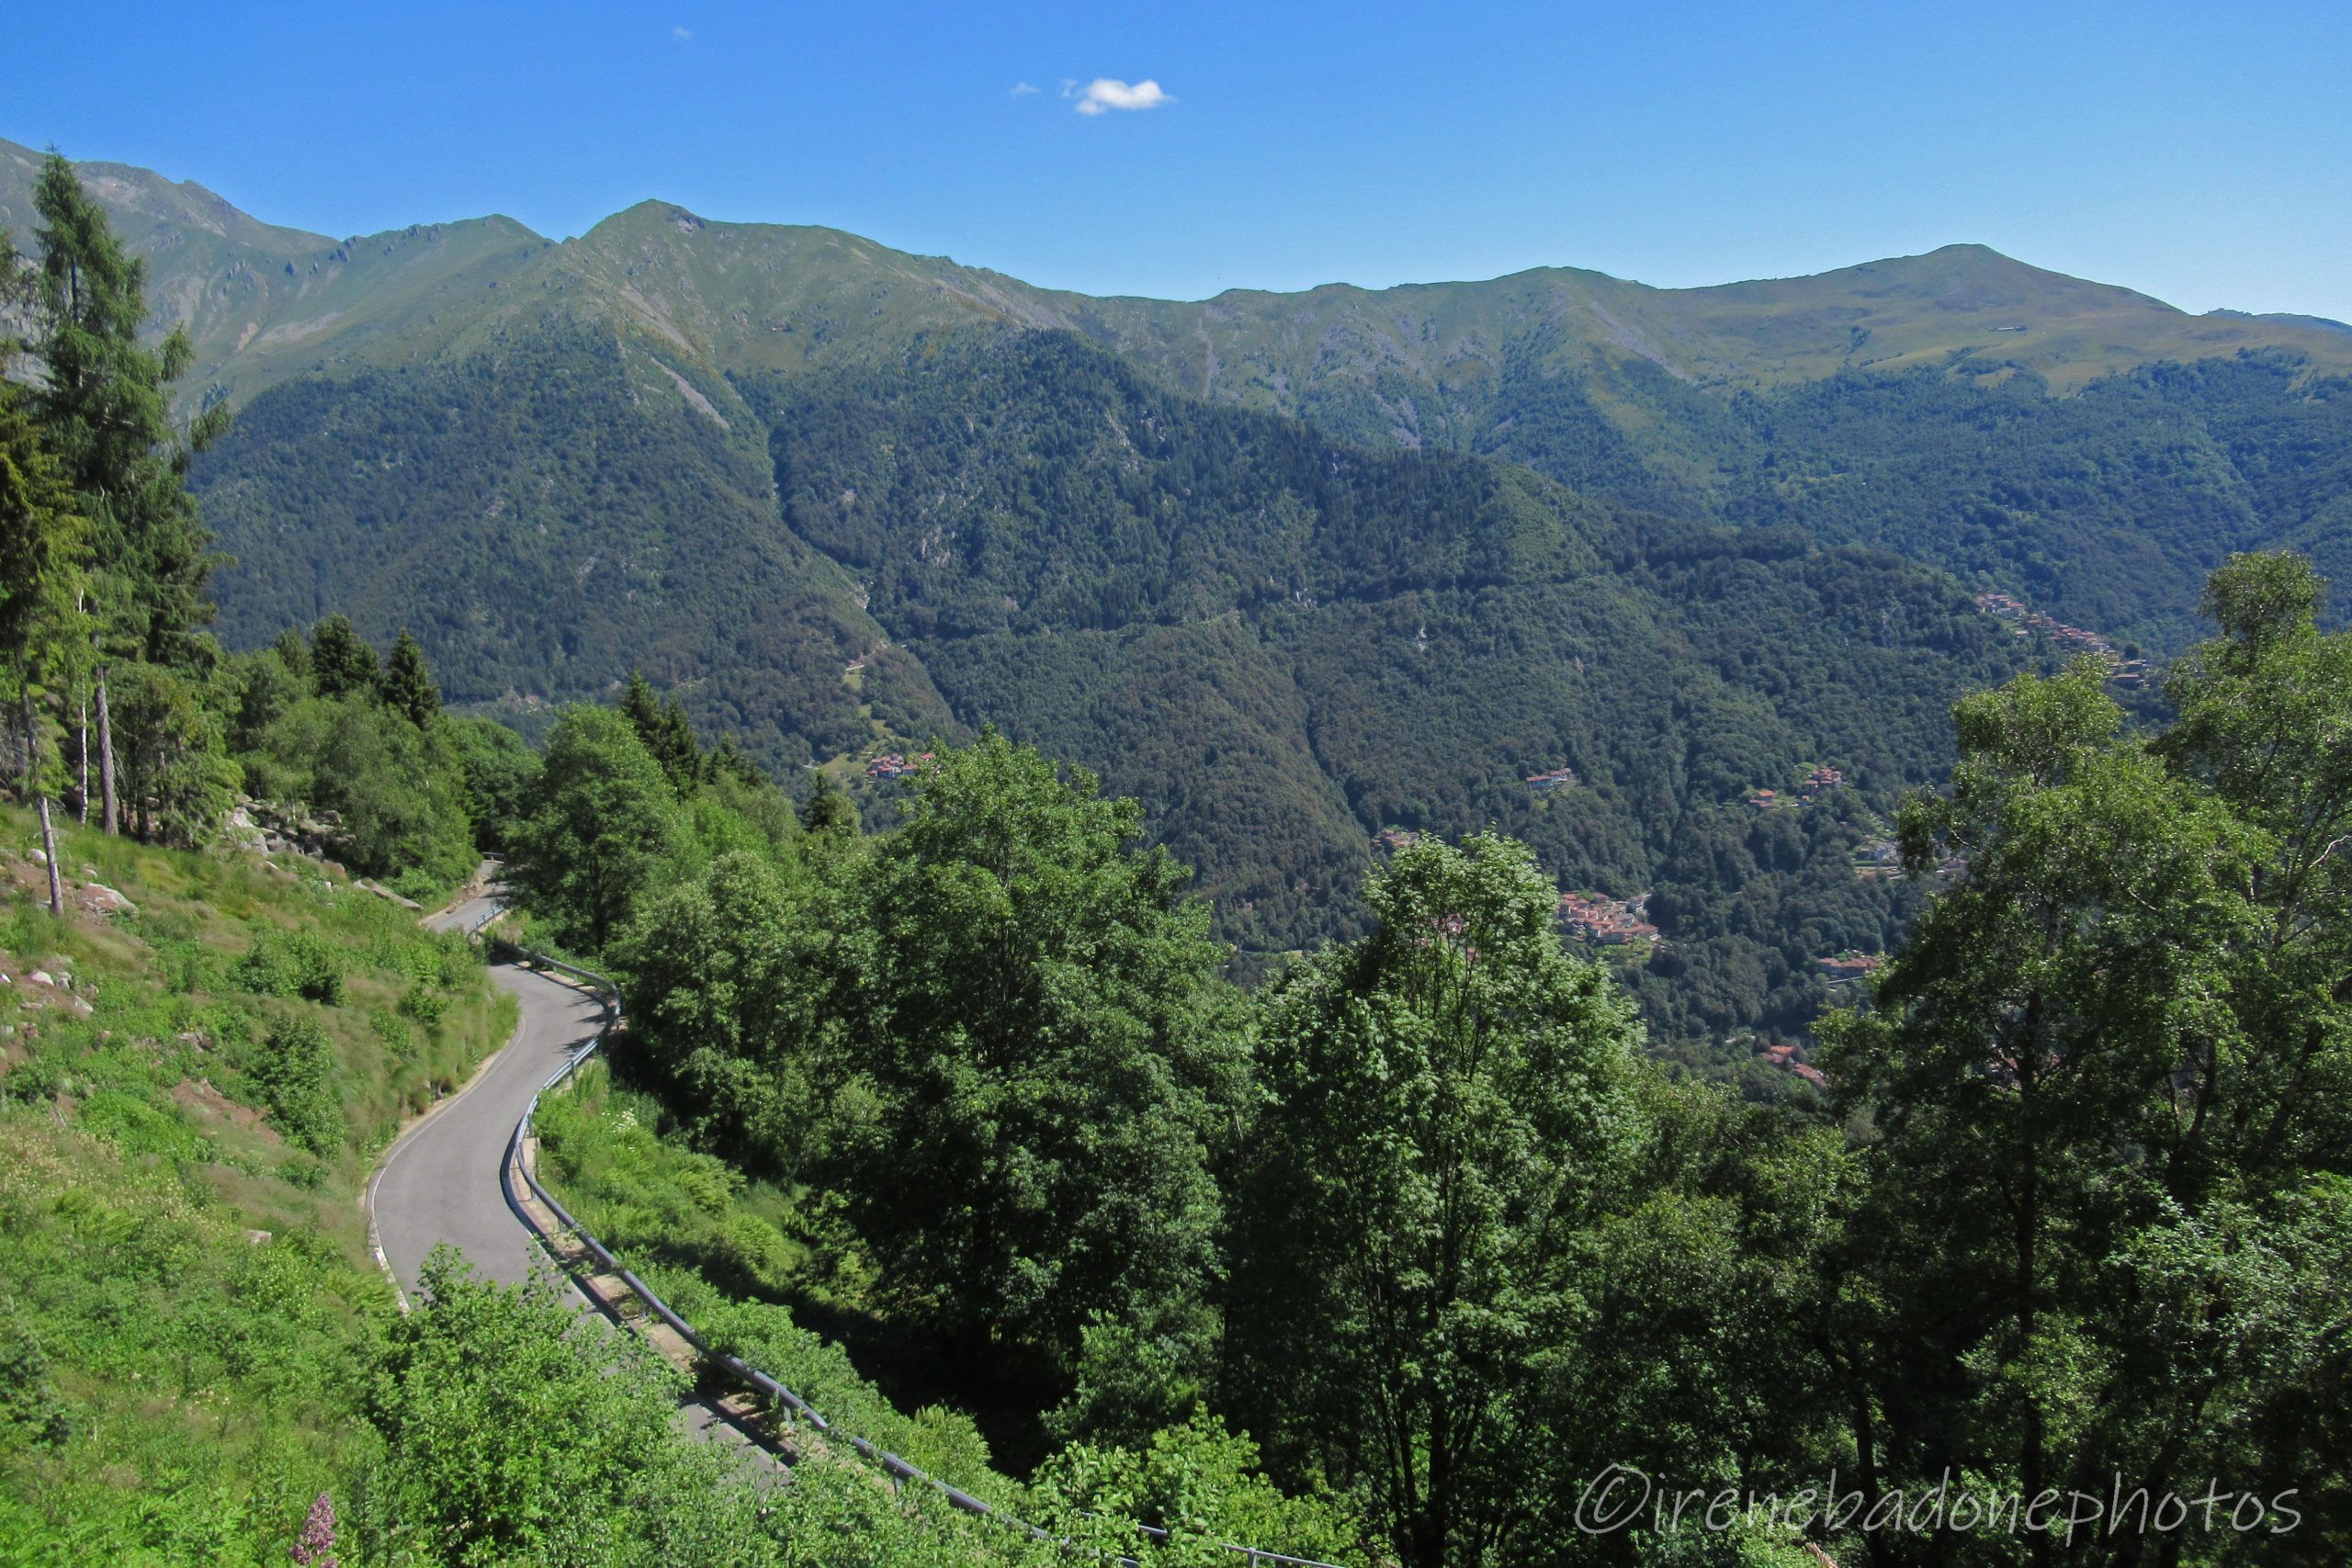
top-left (271, 624), bottom-right (311, 682)
top-left (0, 388), bottom-right (89, 914)
top-left (653, 695), bottom-right (703, 789)
top-left (381, 629), bottom-right (441, 727)
top-left (802, 771), bottom-right (859, 834)
top-left (706, 733), bottom-right (769, 788)
top-left (619, 670), bottom-right (663, 743)
top-left (309, 614), bottom-right (379, 700)
top-left (617, 670), bottom-right (704, 792)
top-left (28, 154), bottom-right (226, 835)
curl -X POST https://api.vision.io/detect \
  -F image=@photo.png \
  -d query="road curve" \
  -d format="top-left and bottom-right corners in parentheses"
top-left (368, 893), bottom-right (770, 1456)
top-left (368, 894), bottom-right (605, 1297)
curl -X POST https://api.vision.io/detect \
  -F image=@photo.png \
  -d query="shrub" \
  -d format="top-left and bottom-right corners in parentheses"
top-left (0, 1315), bottom-right (68, 1451)
top-left (240, 931), bottom-right (346, 1005)
top-left (397, 983), bottom-right (448, 1025)
top-left (253, 1013), bottom-right (345, 1156)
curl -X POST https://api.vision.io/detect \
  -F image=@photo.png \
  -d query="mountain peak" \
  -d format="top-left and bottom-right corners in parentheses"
top-left (13, 138), bottom-right (2352, 406)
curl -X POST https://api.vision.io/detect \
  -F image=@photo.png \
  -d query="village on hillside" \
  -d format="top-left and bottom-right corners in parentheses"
top-left (1744, 762), bottom-right (1846, 812)
top-left (1815, 950), bottom-right (1883, 987)
top-left (1555, 891), bottom-right (1661, 952)
top-left (1757, 1040), bottom-right (1829, 1089)
top-left (1974, 592), bottom-right (2150, 685)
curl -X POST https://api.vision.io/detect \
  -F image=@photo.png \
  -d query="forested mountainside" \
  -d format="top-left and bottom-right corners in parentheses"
top-left (19, 133), bottom-right (2350, 1045)
top-left (743, 333), bottom-right (2041, 1012)
top-left (1456, 348), bottom-right (2352, 653)
top-left (198, 321), bottom-right (2041, 1052)
top-left (16, 133), bottom-right (2345, 655)
top-left (196, 321), bottom-right (955, 761)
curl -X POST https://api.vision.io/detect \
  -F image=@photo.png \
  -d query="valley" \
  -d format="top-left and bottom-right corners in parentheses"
top-left (20, 131), bottom-right (2346, 1057)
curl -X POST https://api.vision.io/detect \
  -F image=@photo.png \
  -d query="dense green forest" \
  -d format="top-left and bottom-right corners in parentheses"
top-left (499, 553), bottom-right (2352, 1566)
top-left (1440, 346), bottom-right (2352, 655)
top-left (189, 317), bottom-right (2069, 1056)
top-left (196, 324), bottom-right (954, 765)
top-left (746, 332), bottom-right (2044, 1047)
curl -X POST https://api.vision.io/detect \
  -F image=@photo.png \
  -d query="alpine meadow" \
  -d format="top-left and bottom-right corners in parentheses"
top-left (2, 24), bottom-right (2350, 1565)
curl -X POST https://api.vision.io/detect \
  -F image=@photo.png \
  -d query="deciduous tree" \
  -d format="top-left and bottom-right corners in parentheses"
top-left (837, 728), bottom-right (1238, 1386)
top-left (1228, 833), bottom-right (1646, 1568)
top-left (507, 705), bottom-right (682, 951)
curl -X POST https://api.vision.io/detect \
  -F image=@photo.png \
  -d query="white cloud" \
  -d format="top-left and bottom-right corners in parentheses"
top-left (1073, 78), bottom-right (1170, 116)
top-left (672, 25), bottom-right (691, 40)
top-left (1011, 80), bottom-right (1040, 97)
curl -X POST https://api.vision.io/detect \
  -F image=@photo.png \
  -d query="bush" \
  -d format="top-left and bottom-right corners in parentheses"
top-left (397, 983), bottom-right (449, 1025)
top-left (252, 1013), bottom-right (345, 1156)
top-left (0, 1315), bottom-right (68, 1452)
top-left (73, 1090), bottom-right (213, 1165)
top-left (239, 931), bottom-right (346, 1005)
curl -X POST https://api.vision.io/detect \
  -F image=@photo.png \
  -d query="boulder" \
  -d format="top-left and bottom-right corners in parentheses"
top-left (77, 883), bottom-right (136, 915)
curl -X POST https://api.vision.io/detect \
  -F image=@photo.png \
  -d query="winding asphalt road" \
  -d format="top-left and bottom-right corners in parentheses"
top-left (368, 891), bottom-right (767, 1454)
top-left (368, 893), bottom-right (601, 1297)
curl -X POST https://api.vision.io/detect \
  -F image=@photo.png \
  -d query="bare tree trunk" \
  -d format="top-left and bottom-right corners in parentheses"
top-left (96, 663), bottom-right (118, 836)
top-left (75, 695), bottom-right (88, 824)
top-left (22, 690), bottom-right (63, 918)
top-left (35, 795), bottom-right (62, 917)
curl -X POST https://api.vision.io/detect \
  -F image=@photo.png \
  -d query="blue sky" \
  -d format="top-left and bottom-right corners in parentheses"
top-left (12, 1), bottom-right (2351, 319)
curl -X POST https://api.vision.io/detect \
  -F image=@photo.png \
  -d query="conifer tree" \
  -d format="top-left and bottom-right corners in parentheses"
top-left (381, 629), bottom-right (441, 727)
top-left (619, 670), bottom-right (663, 741)
top-left (619, 670), bottom-right (703, 792)
top-left (653, 695), bottom-right (703, 789)
top-left (309, 614), bottom-right (379, 699)
top-left (706, 733), bottom-right (767, 788)
top-left (801, 771), bottom-right (859, 835)
top-left (27, 154), bottom-right (225, 835)
top-left (271, 624), bottom-right (311, 682)
top-left (0, 389), bottom-right (85, 914)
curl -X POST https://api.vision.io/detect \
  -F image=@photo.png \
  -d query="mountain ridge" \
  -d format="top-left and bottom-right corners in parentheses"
top-left (11, 135), bottom-right (2351, 412)
top-left (13, 135), bottom-right (2351, 1056)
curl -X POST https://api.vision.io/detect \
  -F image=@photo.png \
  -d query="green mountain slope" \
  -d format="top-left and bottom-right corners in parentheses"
top-left (15, 137), bottom-right (2352, 410)
top-left (17, 134), bottom-right (2347, 653)
top-left (197, 321), bottom-right (953, 761)
top-left (18, 136), bottom-right (2345, 1053)
top-left (745, 333), bottom-right (2040, 1036)
top-left (0, 138), bottom-right (548, 408)
top-left (191, 314), bottom-right (2041, 1053)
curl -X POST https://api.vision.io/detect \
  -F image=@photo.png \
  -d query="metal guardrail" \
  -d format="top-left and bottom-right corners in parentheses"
top-left (471, 911), bottom-right (1345, 1568)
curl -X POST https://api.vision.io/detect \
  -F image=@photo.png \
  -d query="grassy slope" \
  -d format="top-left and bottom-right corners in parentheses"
top-left (0, 137), bottom-right (548, 409)
top-left (0, 807), bottom-right (514, 1562)
top-left (530, 1064), bottom-right (1020, 1493)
